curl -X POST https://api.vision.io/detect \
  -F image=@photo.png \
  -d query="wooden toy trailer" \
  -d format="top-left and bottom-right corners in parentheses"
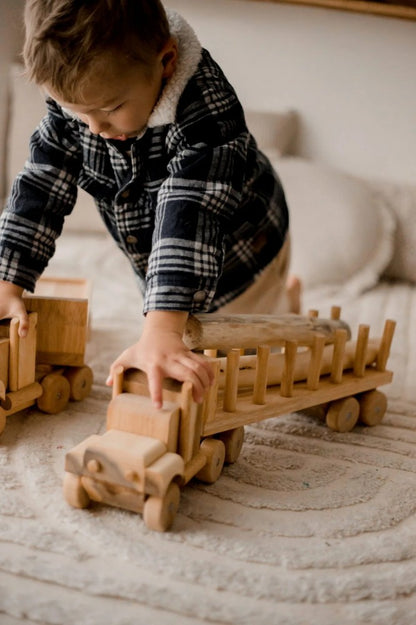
top-left (0, 277), bottom-right (93, 436)
top-left (63, 308), bottom-right (395, 532)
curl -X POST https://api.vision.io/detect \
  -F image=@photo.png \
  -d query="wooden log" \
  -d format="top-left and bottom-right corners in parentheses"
top-left (183, 313), bottom-right (351, 351)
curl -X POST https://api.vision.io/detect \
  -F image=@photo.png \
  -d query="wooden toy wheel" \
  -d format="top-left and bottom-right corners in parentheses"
top-left (326, 397), bottom-right (360, 433)
top-left (65, 365), bottom-right (94, 401)
top-left (143, 481), bottom-right (180, 532)
top-left (63, 472), bottom-right (90, 508)
top-left (37, 373), bottom-right (71, 414)
top-left (217, 426), bottom-right (245, 463)
top-left (196, 438), bottom-right (225, 483)
top-left (358, 390), bottom-right (387, 426)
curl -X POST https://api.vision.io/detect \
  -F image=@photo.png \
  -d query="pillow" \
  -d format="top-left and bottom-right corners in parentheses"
top-left (6, 64), bottom-right (106, 233)
top-left (371, 180), bottom-right (416, 284)
top-left (245, 109), bottom-right (297, 158)
top-left (270, 157), bottom-right (396, 294)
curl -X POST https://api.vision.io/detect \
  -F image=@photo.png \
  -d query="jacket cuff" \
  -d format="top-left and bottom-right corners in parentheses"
top-left (143, 279), bottom-right (214, 314)
top-left (0, 247), bottom-right (41, 292)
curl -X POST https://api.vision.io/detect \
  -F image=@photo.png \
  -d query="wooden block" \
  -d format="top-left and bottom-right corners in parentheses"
top-left (330, 328), bottom-right (348, 384)
top-left (202, 359), bottom-right (221, 424)
top-left (112, 365), bottom-right (124, 399)
top-left (223, 348), bottom-right (241, 412)
top-left (83, 430), bottom-right (166, 484)
top-left (203, 368), bottom-right (393, 437)
top-left (8, 313), bottom-right (37, 391)
top-left (22, 296), bottom-right (88, 366)
top-left (331, 306), bottom-right (341, 320)
top-left (280, 340), bottom-right (297, 397)
top-left (145, 452), bottom-right (185, 496)
top-left (32, 276), bottom-right (91, 300)
top-left (0, 383), bottom-right (43, 417)
top-left (253, 344), bottom-right (270, 405)
top-left (178, 381), bottom-right (202, 464)
top-left (0, 339), bottom-right (9, 390)
top-left (106, 393), bottom-right (180, 453)
top-left (354, 324), bottom-right (370, 377)
top-left (376, 319), bottom-right (396, 371)
top-left (81, 476), bottom-right (145, 513)
top-left (307, 334), bottom-right (326, 390)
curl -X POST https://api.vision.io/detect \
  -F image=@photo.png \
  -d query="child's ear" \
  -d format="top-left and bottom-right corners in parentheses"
top-left (160, 37), bottom-right (178, 79)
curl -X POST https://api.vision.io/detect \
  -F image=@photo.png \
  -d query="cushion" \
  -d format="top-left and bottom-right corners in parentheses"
top-left (269, 157), bottom-right (396, 294)
top-left (373, 181), bottom-right (416, 284)
top-left (245, 109), bottom-right (297, 158)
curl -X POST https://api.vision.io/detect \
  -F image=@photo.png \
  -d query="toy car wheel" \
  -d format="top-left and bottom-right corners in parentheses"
top-left (143, 481), bottom-right (180, 532)
top-left (358, 390), bottom-right (387, 426)
top-left (65, 365), bottom-right (94, 401)
top-left (196, 438), bottom-right (226, 483)
top-left (37, 373), bottom-right (71, 414)
top-left (63, 472), bottom-right (90, 508)
top-left (217, 426), bottom-right (245, 463)
top-left (326, 397), bottom-right (360, 433)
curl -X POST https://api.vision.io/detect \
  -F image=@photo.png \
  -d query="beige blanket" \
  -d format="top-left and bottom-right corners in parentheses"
top-left (1, 232), bottom-right (415, 625)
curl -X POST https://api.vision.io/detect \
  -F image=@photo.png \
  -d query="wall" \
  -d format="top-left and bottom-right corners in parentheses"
top-left (1, 0), bottom-right (415, 188)
top-left (164, 0), bottom-right (416, 184)
top-left (0, 0), bottom-right (24, 198)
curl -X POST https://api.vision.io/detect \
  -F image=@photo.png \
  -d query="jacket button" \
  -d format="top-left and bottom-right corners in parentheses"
top-left (126, 235), bottom-right (138, 244)
top-left (193, 290), bottom-right (206, 303)
top-left (121, 190), bottom-right (130, 199)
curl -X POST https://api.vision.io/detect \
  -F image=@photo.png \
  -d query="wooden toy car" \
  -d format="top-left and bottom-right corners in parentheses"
top-left (0, 277), bottom-right (93, 436)
top-left (64, 307), bottom-right (395, 532)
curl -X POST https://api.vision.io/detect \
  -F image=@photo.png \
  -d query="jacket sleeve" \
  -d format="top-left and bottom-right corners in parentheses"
top-left (0, 98), bottom-right (82, 291)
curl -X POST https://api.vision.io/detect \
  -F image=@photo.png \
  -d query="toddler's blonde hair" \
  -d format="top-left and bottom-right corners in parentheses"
top-left (23, 0), bottom-right (171, 101)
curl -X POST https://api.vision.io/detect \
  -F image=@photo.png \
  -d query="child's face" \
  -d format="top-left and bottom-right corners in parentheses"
top-left (47, 43), bottom-right (176, 141)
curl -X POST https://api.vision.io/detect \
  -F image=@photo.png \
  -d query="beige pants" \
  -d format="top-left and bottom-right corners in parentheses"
top-left (218, 235), bottom-right (291, 315)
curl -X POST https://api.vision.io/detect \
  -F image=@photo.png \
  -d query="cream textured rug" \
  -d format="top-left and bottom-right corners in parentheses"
top-left (1, 233), bottom-right (416, 625)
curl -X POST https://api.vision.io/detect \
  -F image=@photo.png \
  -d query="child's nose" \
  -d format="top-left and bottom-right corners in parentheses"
top-left (87, 115), bottom-right (109, 135)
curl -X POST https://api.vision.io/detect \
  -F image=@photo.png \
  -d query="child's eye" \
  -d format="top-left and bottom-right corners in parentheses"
top-left (105, 103), bottom-right (124, 115)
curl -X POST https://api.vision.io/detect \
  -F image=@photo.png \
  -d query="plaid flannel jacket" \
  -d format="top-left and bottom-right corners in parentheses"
top-left (0, 49), bottom-right (288, 314)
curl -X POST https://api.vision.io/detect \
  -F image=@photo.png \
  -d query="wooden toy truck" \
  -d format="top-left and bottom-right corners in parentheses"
top-left (0, 277), bottom-right (93, 436)
top-left (64, 307), bottom-right (395, 532)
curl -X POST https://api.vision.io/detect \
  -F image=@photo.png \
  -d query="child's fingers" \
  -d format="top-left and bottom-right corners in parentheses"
top-left (17, 311), bottom-right (30, 338)
top-left (146, 365), bottom-right (164, 410)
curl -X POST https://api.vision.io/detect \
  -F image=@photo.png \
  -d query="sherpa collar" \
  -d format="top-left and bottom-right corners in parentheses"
top-left (147, 10), bottom-right (202, 128)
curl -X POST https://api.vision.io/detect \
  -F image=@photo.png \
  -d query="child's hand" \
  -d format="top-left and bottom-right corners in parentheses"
top-left (0, 281), bottom-right (29, 337)
top-left (106, 311), bottom-right (214, 409)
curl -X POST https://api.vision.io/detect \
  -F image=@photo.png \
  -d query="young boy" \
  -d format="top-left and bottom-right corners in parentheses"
top-left (0, 0), bottom-right (298, 408)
